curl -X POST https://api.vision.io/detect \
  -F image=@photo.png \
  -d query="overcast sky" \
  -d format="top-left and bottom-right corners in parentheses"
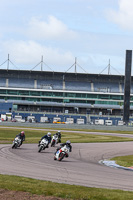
top-left (0, 0), bottom-right (133, 75)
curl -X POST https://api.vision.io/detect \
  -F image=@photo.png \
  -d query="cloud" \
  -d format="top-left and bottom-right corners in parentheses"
top-left (107, 0), bottom-right (133, 31)
top-left (0, 15), bottom-right (79, 71)
top-left (2, 40), bottom-right (74, 71)
top-left (26, 16), bottom-right (78, 40)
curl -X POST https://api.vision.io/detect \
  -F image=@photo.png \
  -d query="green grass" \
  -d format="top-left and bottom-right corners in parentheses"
top-left (0, 127), bottom-right (133, 144)
top-left (111, 155), bottom-right (133, 167)
top-left (1, 174), bottom-right (133, 200)
top-left (2, 125), bottom-right (133, 134)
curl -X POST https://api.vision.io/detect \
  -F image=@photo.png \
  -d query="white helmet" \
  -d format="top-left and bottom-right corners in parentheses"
top-left (66, 140), bottom-right (71, 145)
top-left (47, 132), bottom-right (51, 137)
top-left (58, 131), bottom-right (60, 133)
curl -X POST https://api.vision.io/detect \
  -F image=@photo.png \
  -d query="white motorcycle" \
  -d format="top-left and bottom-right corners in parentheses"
top-left (38, 138), bottom-right (48, 152)
top-left (54, 145), bottom-right (70, 161)
top-left (12, 137), bottom-right (22, 149)
top-left (51, 135), bottom-right (58, 147)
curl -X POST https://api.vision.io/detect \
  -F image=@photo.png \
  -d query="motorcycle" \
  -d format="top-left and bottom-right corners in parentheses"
top-left (51, 135), bottom-right (58, 147)
top-left (12, 137), bottom-right (22, 149)
top-left (54, 145), bottom-right (70, 161)
top-left (38, 138), bottom-right (48, 152)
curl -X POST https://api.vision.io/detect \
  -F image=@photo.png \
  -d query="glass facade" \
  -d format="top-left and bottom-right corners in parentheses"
top-left (0, 88), bottom-right (126, 105)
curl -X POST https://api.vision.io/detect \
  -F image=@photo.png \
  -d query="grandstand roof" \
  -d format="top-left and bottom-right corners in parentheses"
top-left (0, 69), bottom-right (125, 82)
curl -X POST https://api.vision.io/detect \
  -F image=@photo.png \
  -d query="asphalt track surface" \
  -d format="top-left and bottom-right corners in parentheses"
top-left (1, 140), bottom-right (133, 191)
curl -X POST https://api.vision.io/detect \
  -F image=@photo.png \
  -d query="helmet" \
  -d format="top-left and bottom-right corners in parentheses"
top-left (57, 131), bottom-right (61, 135)
top-left (21, 131), bottom-right (25, 136)
top-left (66, 140), bottom-right (71, 145)
top-left (47, 132), bottom-right (51, 137)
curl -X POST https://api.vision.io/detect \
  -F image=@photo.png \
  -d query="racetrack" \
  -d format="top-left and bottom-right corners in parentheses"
top-left (1, 141), bottom-right (133, 191)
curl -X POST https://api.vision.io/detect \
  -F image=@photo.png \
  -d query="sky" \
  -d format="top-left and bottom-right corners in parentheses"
top-left (0, 0), bottom-right (133, 75)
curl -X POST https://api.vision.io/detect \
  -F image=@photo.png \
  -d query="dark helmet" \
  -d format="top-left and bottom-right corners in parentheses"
top-left (66, 140), bottom-right (71, 145)
top-left (21, 131), bottom-right (25, 136)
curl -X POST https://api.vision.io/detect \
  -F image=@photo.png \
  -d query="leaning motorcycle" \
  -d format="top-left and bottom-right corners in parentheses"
top-left (51, 135), bottom-right (58, 147)
top-left (38, 138), bottom-right (48, 152)
top-left (54, 145), bottom-right (70, 161)
top-left (12, 137), bottom-right (22, 149)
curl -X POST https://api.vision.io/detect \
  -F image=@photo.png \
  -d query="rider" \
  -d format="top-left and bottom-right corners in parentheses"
top-left (55, 131), bottom-right (61, 143)
top-left (55, 140), bottom-right (72, 156)
top-left (38, 132), bottom-right (52, 148)
top-left (16, 131), bottom-right (25, 145)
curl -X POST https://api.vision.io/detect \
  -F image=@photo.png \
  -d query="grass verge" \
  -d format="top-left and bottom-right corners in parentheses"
top-left (1, 174), bottom-right (133, 200)
top-left (111, 155), bottom-right (133, 167)
top-left (0, 128), bottom-right (133, 144)
top-left (2, 124), bottom-right (133, 134)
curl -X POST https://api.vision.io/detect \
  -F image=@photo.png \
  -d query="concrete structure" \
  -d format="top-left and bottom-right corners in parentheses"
top-left (0, 67), bottom-right (132, 124)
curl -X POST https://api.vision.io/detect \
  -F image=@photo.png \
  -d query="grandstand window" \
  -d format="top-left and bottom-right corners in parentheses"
top-left (19, 91), bottom-right (29, 95)
top-left (7, 97), bottom-right (21, 100)
top-left (64, 99), bottom-right (70, 103)
top-left (53, 92), bottom-right (63, 97)
top-left (81, 94), bottom-right (86, 98)
top-left (53, 99), bottom-right (63, 103)
top-left (87, 100), bottom-right (95, 104)
top-left (130, 96), bottom-right (133, 100)
top-left (95, 101), bottom-right (118, 105)
top-left (87, 94), bottom-right (97, 98)
top-left (8, 90), bottom-right (18, 95)
top-left (75, 100), bottom-right (86, 103)
top-left (42, 98), bottom-right (52, 102)
top-left (42, 92), bottom-right (53, 96)
top-left (65, 93), bottom-right (75, 98)
top-left (0, 90), bottom-right (7, 94)
top-left (68, 99), bottom-right (86, 103)
top-left (111, 95), bottom-right (123, 100)
top-left (25, 97), bottom-right (39, 101)
top-left (0, 96), bottom-right (5, 99)
top-left (98, 95), bottom-right (110, 99)
top-left (30, 91), bottom-right (41, 96)
top-left (68, 100), bottom-right (74, 103)
top-left (75, 94), bottom-right (82, 98)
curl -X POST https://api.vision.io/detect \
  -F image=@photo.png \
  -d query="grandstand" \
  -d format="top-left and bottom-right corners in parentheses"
top-left (0, 68), bottom-right (133, 124)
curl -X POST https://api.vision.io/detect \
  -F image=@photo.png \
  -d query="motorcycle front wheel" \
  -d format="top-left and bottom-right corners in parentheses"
top-left (12, 143), bottom-right (15, 149)
top-left (58, 153), bottom-right (65, 161)
top-left (38, 146), bottom-right (43, 152)
top-left (51, 140), bottom-right (55, 147)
